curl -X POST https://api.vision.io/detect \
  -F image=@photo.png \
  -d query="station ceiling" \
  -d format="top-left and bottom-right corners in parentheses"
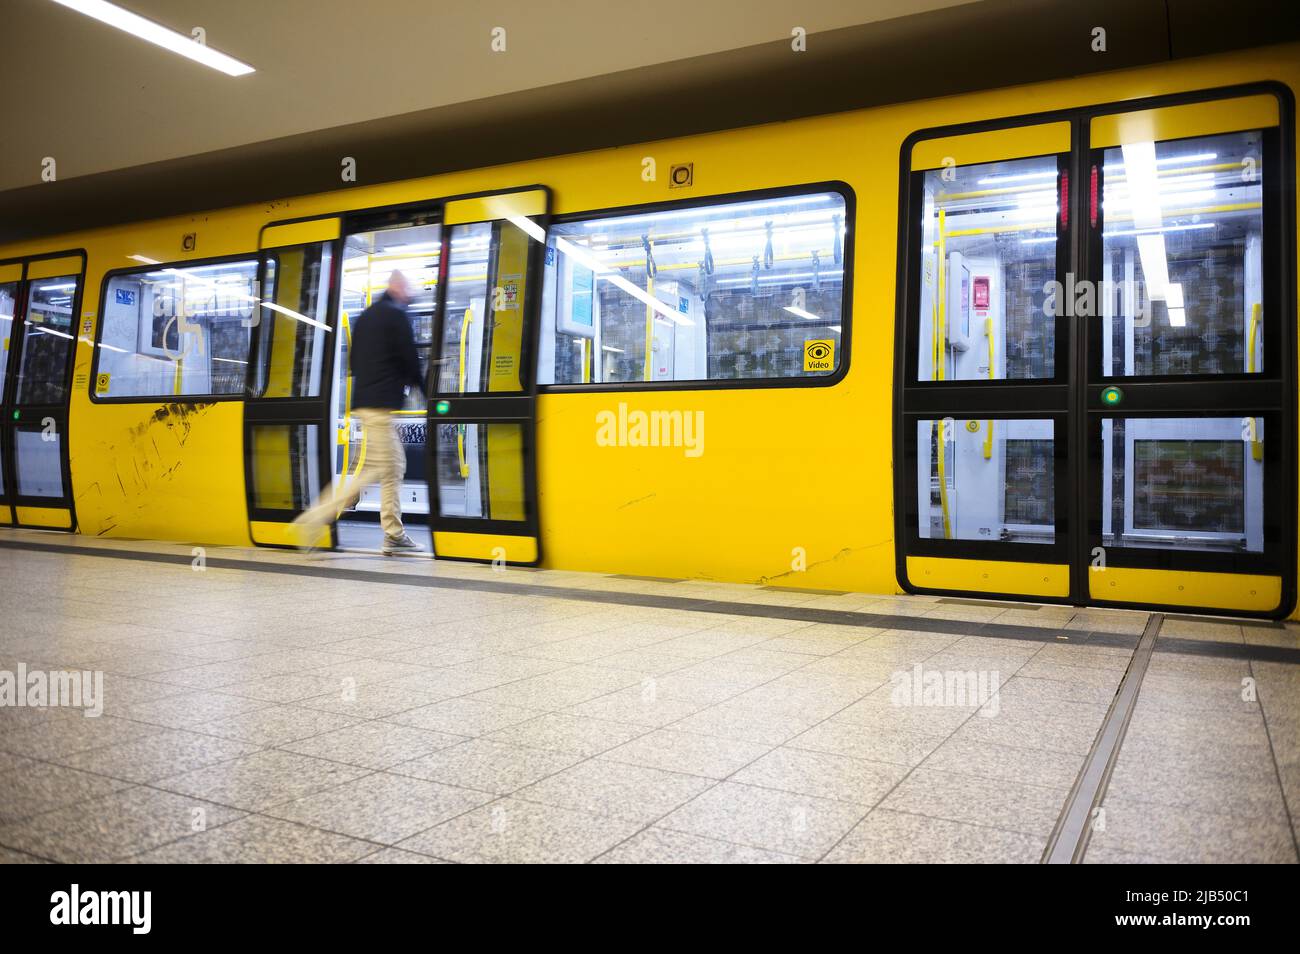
top-left (1, 0), bottom-right (1296, 243)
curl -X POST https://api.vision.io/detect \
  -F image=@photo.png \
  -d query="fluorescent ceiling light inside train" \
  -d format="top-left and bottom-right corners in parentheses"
top-left (49, 0), bottom-right (255, 76)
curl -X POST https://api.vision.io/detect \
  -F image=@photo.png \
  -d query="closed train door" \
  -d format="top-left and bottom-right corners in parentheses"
top-left (428, 188), bottom-right (550, 565)
top-left (0, 252), bottom-right (85, 531)
top-left (896, 87), bottom-right (1293, 617)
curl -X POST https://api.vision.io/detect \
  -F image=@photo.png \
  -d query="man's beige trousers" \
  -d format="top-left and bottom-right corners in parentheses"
top-left (295, 407), bottom-right (406, 540)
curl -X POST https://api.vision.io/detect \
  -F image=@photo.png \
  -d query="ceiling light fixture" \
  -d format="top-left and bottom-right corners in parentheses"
top-left (49, 0), bottom-right (255, 76)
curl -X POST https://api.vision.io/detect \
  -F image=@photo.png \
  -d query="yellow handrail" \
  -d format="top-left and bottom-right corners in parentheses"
top-left (334, 309), bottom-right (369, 519)
top-left (457, 307), bottom-right (473, 478)
top-left (642, 275), bottom-right (656, 382)
top-left (936, 209), bottom-right (946, 384)
top-left (339, 311), bottom-right (352, 476)
top-left (934, 208), bottom-right (952, 540)
top-left (983, 316), bottom-right (994, 460)
top-left (1248, 302), bottom-right (1263, 462)
top-left (580, 337), bottom-right (591, 384)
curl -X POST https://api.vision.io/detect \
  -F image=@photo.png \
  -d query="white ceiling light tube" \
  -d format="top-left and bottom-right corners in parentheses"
top-left (1121, 141), bottom-right (1173, 301)
top-left (49, 0), bottom-right (255, 76)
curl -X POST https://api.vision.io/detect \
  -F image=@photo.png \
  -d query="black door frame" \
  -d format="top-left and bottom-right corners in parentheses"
top-left (893, 82), bottom-right (1297, 618)
top-left (244, 224), bottom-right (345, 545)
top-left (247, 185), bottom-right (552, 554)
top-left (426, 187), bottom-right (552, 565)
top-left (0, 249), bottom-right (86, 531)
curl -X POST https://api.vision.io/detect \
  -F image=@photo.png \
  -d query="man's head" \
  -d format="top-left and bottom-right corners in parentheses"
top-left (387, 270), bottom-right (413, 305)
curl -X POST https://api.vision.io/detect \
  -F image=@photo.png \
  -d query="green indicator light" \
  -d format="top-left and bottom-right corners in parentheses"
top-left (435, 400), bottom-right (451, 415)
top-left (11, 410), bottom-right (17, 420)
top-left (1101, 386), bottom-right (1123, 406)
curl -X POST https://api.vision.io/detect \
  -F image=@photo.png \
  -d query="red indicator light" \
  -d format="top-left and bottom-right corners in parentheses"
top-left (1090, 164), bottom-right (1099, 227)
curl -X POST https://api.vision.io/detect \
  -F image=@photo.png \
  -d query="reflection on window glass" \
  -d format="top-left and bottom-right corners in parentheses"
top-left (17, 276), bottom-right (79, 405)
top-left (1101, 417), bottom-right (1263, 552)
top-left (437, 221), bottom-right (501, 394)
top-left (99, 260), bottom-right (256, 398)
top-left (1101, 130), bottom-right (1265, 377)
top-left (918, 417), bottom-right (1055, 543)
top-left (334, 222), bottom-right (438, 517)
top-left (0, 281), bottom-right (17, 396)
top-left (916, 157), bottom-right (1059, 382)
top-left (255, 244), bottom-right (334, 399)
top-left (250, 424), bottom-right (323, 512)
top-left (15, 428), bottom-right (63, 497)
top-left (436, 422), bottom-right (525, 520)
top-left (539, 192), bottom-right (846, 385)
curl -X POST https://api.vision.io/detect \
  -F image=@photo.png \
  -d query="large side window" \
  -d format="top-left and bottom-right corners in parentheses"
top-left (96, 257), bottom-right (258, 399)
top-left (538, 190), bottom-right (848, 386)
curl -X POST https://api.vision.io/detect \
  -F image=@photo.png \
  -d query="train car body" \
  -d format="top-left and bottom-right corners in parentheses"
top-left (0, 42), bottom-right (1296, 618)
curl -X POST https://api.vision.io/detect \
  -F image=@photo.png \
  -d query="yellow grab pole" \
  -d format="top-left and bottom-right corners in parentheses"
top-left (457, 307), bottom-right (474, 478)
top-left (1248, 302), bottom-right (1263, 462)
top-left (984, 317), bottom-right (995, 460)
top-left (934, 208), bottom-right (952, 539)
top-left (643, 275), bottom-right (655, 382)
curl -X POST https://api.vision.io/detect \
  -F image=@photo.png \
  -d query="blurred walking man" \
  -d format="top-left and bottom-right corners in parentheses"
top-left (294, 271), bottom-right (423, 555)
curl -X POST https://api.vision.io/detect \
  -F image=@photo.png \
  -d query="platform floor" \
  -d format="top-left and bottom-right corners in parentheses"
top-left (0, 528), bottom-right (1296, 864)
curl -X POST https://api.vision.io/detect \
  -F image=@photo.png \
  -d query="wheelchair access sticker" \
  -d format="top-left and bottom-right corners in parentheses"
top-left (803, 339), bottom-right (835, 372)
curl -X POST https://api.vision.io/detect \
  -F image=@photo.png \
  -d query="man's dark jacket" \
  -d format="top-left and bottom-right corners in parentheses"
top-left (349, 292), bottom-right (422, 410)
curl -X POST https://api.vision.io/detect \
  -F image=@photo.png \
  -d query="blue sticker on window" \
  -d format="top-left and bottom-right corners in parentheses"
top-left (115, 288), bottom-right (135, 306)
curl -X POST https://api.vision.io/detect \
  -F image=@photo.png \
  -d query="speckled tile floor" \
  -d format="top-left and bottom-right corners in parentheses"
top-left (1, 530), bottom-right (1296, 864)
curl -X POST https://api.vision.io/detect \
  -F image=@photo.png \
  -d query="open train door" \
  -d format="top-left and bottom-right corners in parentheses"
top-left (244, 216), bottom-right (342, 548)
top-left (427, 188), bottom-right (550, 565)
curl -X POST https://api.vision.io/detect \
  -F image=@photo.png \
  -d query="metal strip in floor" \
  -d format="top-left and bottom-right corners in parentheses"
top-left (1041, 614), bottom-right (1165, 864)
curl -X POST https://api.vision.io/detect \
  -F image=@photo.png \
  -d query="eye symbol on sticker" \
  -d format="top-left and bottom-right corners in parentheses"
top-left (805, 341), bottom-right (832, 361)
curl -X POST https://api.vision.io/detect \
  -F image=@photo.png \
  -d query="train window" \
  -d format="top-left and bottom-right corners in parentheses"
top-left (15, 425), bottom-right (63, 497)
top-left (249, 423), bottom-right (325, 511)
top-left (436, 421), bottom-right (526, 520)
top-left (253, 244), bottom-right (334, 399)
top-left (96, 258), bottom-right (258, 399)
top-left (1100, 416), bottom-right (1263, 553)
top-left (1099, 130), bottom-right (1266, 377)
top-left (538, 190), bottom-right (847, 386)
top-left (916, 156), bottom-right (1059, 382)
top-left (341, 223), bottom-right (439, 405)
top-left (336, 223), bottom-right (440, 521)
top-left (0, 281), bottom-right (17, 396)
top-left (15, 276), bottom-right (79, 405)
top-left (917, 417), bottom-right (1056, 544)
top-left (436, 221), bottom-right (497, 394)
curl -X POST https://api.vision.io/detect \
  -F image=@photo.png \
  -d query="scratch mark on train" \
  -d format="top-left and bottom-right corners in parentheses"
top-left (757, 541), bottom-right (891, 585)
top-left (126, 402), bottom-right (211, 445)
top-left (90, 403), bottom-right (215, 534)
top-left (618, 493), bottom-right (657, 511)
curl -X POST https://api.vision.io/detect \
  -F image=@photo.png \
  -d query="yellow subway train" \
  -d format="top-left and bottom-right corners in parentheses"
top-left (0, 42), bottom-right (1296, 618)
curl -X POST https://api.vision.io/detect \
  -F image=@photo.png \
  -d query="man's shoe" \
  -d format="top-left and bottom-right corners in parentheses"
top-left (382, 532), bottom-right (422, 556)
